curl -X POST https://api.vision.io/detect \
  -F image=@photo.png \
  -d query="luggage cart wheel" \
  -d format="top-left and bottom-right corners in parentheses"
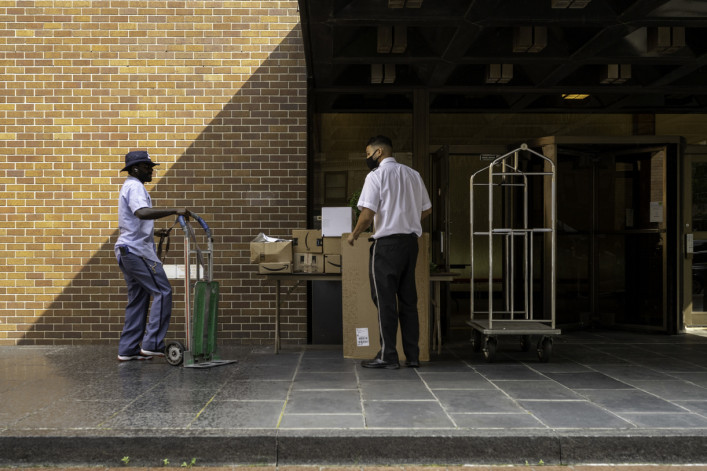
top-left (166, 341), bottom-right (185, 366)
top-left (483, 337), bottom-right (497, 362)
top-left (471, 330), bottom-right (483, 352)
top-left (520, 335), bottom-right (531, 352)
top-left (537, 337), bottom-right (552, 363)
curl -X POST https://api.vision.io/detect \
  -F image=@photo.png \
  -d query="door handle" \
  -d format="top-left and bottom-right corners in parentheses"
top-left (686, 233), bottom-right (694, 256)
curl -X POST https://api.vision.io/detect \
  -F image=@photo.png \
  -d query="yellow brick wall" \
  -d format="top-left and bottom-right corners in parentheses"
top-left (0, 1), bottom-right (308, 346)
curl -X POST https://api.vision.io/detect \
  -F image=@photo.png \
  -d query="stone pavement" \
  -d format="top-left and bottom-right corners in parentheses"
top-left (2, 330), bottom-right (707, 467)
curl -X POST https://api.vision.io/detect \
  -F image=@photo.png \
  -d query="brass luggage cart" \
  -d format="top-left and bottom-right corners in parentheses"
top-left (468, 144), bottom-right (560, 362)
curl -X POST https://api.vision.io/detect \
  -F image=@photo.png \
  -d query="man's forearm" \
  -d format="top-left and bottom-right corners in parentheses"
top-left (352, 209), bottom-right (374, 239)
top-left (135, 208), bottom-right (181, 220)
top-left (347, 208), bottom-right (375, 245)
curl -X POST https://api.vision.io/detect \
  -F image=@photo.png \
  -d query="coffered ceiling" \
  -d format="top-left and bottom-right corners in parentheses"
top-left (298, 0), bottom-right (707, 113)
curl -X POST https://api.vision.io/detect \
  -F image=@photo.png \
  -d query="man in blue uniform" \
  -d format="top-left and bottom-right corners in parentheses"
top-left (115, 150), bottom-right (187, 361)
top-left (347, 136), bottom-right (432, 369)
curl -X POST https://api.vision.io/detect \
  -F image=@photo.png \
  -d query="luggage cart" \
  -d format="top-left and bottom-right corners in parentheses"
top-left (468, 144), bottom-right (560, 362)
top-left (165, 212), bottom-right (237, 368)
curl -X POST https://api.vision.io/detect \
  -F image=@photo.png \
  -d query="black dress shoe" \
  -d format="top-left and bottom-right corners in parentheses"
top-left (361, 358), bottom-right (400, 369)
top-left (405, 360), bottom-right (420, 368)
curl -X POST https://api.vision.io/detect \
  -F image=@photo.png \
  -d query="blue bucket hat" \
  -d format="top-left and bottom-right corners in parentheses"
top-left (121, 150), bottom-right (159, 172)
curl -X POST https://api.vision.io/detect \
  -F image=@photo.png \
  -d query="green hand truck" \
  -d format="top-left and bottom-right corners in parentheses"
top-left (165, 212), bottom-right (237, 368)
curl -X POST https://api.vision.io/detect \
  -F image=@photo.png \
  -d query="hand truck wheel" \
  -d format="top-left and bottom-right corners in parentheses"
top-left (483, 336), bottom-right (497, 362)
top-left (471, 330), bottom-right (482, 352)
top-left (537, 337), bottom-right (552, 363)
top-left (166, 341), bottom-right (185, 366)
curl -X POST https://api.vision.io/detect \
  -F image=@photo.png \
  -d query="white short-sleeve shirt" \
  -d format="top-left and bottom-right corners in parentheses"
top-left (357, 157), bottom-right (432, 239)
top-left (115, 176), bottom-right (158, 263)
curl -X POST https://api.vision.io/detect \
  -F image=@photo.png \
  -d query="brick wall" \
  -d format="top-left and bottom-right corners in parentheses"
top-left (0, 1), bottom-right (308, 346)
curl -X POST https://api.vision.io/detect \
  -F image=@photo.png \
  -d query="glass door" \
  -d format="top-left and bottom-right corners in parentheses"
top-left (554, 145), bottom-right (669, 331)
top-left (595, 148), bottom-right (667, 330)
top-left (430, 145), bottom-right (450, 272)
top-left (684, 150), bottom-right (707, 327)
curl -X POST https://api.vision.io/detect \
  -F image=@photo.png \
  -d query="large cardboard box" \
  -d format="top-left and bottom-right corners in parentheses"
top-left (322, 236), bottom-right (343, 255)
top-left (250, 240), bottom-right (293, 264)
top-left (294, 252), bottom-right (325, 273)
top-left (342, 233), bottom-right (429, 361)
top-left (258, 262), bottom-right (293, 274)
top-left (322, 207), bottom-right (353, 237)
top-left (292, 229), bottom-right (323, 253)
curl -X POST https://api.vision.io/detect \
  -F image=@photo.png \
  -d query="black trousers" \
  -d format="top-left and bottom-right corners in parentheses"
top-left (369, 234), bottom-right (419, 363)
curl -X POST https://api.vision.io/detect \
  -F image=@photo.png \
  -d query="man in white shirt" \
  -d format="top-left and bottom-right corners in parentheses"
top-left (115, 150), bottom-right (187, 361)
top-left (347, 136), bottom-right (432, 369)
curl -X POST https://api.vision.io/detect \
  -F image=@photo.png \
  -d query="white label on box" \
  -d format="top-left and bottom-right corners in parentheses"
top-left (356, 327), bottom-right (369, 347)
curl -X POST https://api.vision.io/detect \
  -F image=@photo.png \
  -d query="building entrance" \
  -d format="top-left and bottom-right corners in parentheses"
top-left (532, 137), bottom-right (680, 333)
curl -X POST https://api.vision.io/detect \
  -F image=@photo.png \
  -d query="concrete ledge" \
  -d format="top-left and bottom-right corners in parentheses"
top-left (277, 435), bottom-right (561, 465)
top-left (4, 433), bottom-right (707, 467)
top-left (0, 436), bottom-right (277, 468)
top-left (559, 435), bottom-right (707, 465)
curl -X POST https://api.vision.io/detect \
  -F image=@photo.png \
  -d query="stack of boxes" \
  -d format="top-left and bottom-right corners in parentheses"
top-left (293, 229), bottom-right (324, 273)
top-left (292, 207), bottom-right (353, 273)
top-left (322, 237), bottom-right (342, 274)
top-left (321, 207), bottom-right (353, 274)
top-left (251, 207), bottom-right (353, 275)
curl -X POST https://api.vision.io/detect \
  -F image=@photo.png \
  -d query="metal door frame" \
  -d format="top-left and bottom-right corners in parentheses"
top-left (430, 145), bottom-right (450, 272)
top-left (682, 146), bottom-right (707, 327)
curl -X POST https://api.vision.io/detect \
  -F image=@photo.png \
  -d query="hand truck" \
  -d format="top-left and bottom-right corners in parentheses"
top-left (165, 212), bottom-right (237, 368)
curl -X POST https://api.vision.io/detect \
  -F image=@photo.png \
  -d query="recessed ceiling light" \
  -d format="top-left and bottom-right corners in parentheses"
top-left (562, 94), bottom-right (590, 100)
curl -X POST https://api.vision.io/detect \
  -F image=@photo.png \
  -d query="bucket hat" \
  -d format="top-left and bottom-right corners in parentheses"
top-left (121, 150), bottom-right (159, 172)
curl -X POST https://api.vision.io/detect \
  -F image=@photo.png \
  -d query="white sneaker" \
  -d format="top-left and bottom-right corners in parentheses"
top-left (140, 348), bottom-right (165, 357)
top-left (118, 354), bottom-right (152, 361)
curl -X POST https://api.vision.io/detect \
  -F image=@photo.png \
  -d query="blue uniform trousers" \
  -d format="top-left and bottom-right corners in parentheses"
top-left (368, 234), bottom-right (420, 363)
top-left (118, 251), bottom-right (172, 355)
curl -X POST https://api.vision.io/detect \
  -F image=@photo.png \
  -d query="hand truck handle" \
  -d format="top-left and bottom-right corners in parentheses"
top-left (177, 213), bottom-right (211, 238)
top-left (187, 211), bottom-right (213, 241)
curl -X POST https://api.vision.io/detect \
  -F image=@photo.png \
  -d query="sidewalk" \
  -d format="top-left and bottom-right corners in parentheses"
top-left (12, 467), bottom-right (707, 471)
top-left (13, 467), bottom-right (707, 471)
top-left (2, 330), bottom-right (707, 467)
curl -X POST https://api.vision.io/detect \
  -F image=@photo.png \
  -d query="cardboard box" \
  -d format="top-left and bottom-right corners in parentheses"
top-left (322, 236), bottom-right (343, 255)
top-left (250, 240), bottom-right (293, 264)
top-left (342, 233), bottom-right (429, 361)
top-left (258, 262), bottom-right (293, 274)
top-left (324, 254), bottom-right (342, 274)
top-left (292, 229), bottom-right (323, 253)
top-left (322, 207), bottom-right (353, 237)
top-left (294, 252), bottom-right (325, 273)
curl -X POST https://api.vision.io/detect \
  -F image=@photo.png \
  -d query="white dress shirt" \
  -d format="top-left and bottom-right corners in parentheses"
top-left (357, 157), bottom-right (432, 239)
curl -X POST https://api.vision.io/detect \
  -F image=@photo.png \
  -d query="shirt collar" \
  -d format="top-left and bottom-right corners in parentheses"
top-left (380, 157), bottom-right (396, 165)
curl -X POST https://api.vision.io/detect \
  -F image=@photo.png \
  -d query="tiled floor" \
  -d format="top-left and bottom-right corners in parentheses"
top-left (2, 330), bottom-right (707, 466)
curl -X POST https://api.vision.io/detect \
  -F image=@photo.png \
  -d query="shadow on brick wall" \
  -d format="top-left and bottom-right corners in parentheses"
top-left (19, 29), bottom-right (308, 347)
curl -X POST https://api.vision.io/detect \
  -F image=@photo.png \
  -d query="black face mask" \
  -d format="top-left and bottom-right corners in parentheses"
top-left (366, 150), bottom-right (380, 170)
